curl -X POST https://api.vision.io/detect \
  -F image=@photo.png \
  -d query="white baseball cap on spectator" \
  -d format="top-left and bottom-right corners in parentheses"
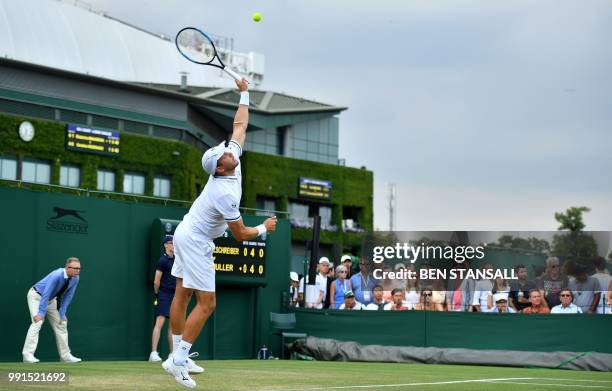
top-left (289, 272), bottom-right (299, 282)
top-left (318, 257), bottom-right (330, 265)
top-left (341, 255), bottom-right (352, 263)
top-left (394, 263), bottom-right (406, 271)
top-left (493, 293), bottom-right (508, 303)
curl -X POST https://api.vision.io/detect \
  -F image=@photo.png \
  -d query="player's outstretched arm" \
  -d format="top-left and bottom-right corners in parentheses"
top-left (231, 78), bottom-right (249, 149)
top-left (227, 216), bottom-right (277, 241)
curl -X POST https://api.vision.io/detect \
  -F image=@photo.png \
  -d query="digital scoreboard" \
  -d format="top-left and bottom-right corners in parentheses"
top-left (298, 177), bottom-right (332, 200)
top-left (213, 235), bottom-right (266, 277)
top-left (66, 124), bottom-right (120, 156)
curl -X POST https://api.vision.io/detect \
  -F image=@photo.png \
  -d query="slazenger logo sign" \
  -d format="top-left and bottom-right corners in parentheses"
top-left (46, 207), bottom-right (88, 234)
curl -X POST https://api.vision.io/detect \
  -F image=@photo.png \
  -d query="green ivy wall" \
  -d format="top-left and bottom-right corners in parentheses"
top-left (1, 113), bottom-right (373, 249)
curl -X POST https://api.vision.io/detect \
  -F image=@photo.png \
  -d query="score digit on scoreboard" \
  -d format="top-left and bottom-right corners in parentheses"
top-left (213, 237), bottom-right (266, 277)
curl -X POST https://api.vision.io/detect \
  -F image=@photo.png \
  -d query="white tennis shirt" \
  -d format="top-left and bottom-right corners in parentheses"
top-left (184, 140), bottom-right (243, 240)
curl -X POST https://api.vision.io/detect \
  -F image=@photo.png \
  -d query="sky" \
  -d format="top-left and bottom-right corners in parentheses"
top-left (86, 0), bottom-right (612, 231)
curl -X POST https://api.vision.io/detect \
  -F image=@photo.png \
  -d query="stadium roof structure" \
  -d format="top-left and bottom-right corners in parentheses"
top-left (0, 0), bottom-right (259, 88)
top-left (136, 83), bottom-right (347, 131)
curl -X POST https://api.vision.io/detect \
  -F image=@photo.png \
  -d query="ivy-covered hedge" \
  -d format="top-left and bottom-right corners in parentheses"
top-left (241, 150), bottom-right (373, 248)
top-left (1, 113), bottom-right (374, 249)
top-left (0, 113), bottom-right (206, 201)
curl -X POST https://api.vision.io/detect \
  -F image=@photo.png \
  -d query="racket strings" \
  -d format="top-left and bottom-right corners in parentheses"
top-left (176, 29), bottom-right (216, 63)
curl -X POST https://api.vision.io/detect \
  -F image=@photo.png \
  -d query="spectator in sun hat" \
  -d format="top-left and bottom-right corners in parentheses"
top-left (490, 293), bottom-right (516, 313)
top-left (339, 290), bottom-right (365, 310)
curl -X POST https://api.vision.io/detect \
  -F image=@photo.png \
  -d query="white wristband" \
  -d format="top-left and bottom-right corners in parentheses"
top-left (256, 224), bottom-right (266, 236)
top-left (239, 91), bottom-right (249, 106)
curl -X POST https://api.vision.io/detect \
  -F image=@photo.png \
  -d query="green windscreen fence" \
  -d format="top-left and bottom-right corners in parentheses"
top-left (295, 309), bottom-right (612, 353)
top-left (0, 186), bottom-right (291, 362)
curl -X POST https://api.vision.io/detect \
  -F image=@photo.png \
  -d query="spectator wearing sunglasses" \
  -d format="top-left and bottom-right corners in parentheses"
top-left (22, 257), bottom-right (82, 363)
top-left (537, 257), bottom-right (569, 308)
top-left (550, 289), bottom-right (583, 314)
top-left (330, 265), bottom-right (352, 309)
top-left (415, 289), bottom-right (437, 311)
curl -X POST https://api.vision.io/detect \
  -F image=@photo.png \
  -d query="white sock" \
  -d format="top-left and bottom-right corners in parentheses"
top-left (172, 335), bottom-right (182, 354)
top-left (173, 340), bottom-right (192, 366)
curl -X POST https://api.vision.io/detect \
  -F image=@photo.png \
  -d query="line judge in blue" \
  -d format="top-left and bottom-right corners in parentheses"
top-left (22, 257), bottom-right (82, 363)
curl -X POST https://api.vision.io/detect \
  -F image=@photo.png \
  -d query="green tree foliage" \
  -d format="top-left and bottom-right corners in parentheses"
top-left (554, 206), bottom-right (590, 232)
top-left (552, 206), bottom-right (598, 259)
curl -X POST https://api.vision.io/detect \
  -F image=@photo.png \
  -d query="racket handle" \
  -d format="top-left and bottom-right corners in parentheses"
top-left (223, 66), bottom-right (242, 81)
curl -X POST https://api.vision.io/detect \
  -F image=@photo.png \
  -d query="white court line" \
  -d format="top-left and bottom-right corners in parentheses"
top-left (270, 378), bottom-right (535, 390)
top-left (486, 381), bottom-right (609, 389)
top-left (531, 378), bottom-right (612, 383)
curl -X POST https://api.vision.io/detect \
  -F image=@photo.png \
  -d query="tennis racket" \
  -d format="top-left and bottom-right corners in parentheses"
top-left (175, 27), bottom-right (242, 81)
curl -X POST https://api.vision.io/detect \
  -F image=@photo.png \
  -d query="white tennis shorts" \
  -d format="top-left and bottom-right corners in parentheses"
top-left (171, 220), bottom-right (216, 292)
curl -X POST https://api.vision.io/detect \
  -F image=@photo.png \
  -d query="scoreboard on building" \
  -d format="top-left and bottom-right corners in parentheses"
top-left (298, 177), bottom-right (332, 200)
top-left (213, 235), bottom-right (266, 277)
top-left (66, 124), bottom-right (120, 156)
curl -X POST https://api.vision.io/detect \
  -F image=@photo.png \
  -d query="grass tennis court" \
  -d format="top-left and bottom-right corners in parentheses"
top-left (1, 360), bottom-right (612, 390)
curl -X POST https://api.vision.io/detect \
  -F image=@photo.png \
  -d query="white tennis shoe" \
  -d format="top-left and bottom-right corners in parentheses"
top-left (186, 352), bottom-right (204, 373)
top-left (165, 352), bottom-right (205, 374)
top-left (162, 356), bottom-right (196, 389)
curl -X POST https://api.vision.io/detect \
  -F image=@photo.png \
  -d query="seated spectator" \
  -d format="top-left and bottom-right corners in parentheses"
top-left (509, 264), bottom-right (536, 312)
top-left (487, 277), bottom-right (510, 311)
top-left (568, 262), bottom-right (600, 314)
top-left (384, 288), bottom-right (409, 310)
top-left (289, 272), bottom-right (300, 308)
top-left (537, 257), bottom-right (569, 308)
top-left (551, 289), bottom-right (583, 314)
top-left (404, 277), bottom-right (420, 310)
top-left (365, 285), bottom-right (388, 310)
top-left (431, 278), bottom-right (447, 311)
top-left (330, 265), bottom-right (352, 309)
top-left (591, 257), bottom-right (611, 314)
top-left (521, 289), bottom-right (550, 314)
top-left (339, 290), bottom-right (364, 310)
top-left (489, 294), bottom-right (516, 313)
top-left (414, 288), bottom-right (437, 311)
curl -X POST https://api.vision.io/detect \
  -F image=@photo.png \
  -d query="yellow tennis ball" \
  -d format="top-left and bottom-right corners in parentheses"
top-left (252, 12), bottom-right (262, 22)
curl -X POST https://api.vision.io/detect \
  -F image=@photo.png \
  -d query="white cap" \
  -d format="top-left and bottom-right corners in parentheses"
top-left (493, 293), bottom-right (508, 303)
top-left (290, 272), bottom-right (299, 282)
top-left (341, 255), bottom-right (352, 263)
top-left (394, 263), bottom-right (406, 271)
top-left (318, 257), bottom-right (330, 265)
top-left (202, 141), bottom-right (231, 175)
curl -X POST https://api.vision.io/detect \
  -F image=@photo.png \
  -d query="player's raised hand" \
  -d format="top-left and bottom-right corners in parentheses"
top-left (264, 216), bottom-right (277, 233)
top-left (235, 77), bottom-right (249, 92)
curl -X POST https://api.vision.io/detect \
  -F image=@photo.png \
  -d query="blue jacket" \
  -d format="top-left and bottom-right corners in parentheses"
top-left (33, 268), bottom-right (79, 320)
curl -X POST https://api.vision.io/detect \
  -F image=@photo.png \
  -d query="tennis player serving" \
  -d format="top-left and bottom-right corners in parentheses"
top-left (163, 77), bottom-right (277, 388)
